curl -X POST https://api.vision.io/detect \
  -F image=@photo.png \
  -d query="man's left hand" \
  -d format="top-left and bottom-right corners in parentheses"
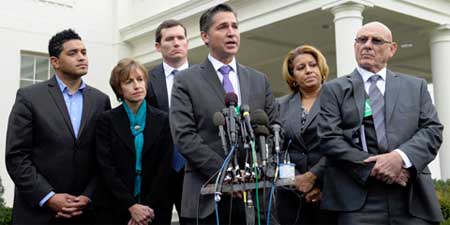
top-left (305, 187), bottom-right (321, 203)
top-left (364, 151), bottom-right (404, 184)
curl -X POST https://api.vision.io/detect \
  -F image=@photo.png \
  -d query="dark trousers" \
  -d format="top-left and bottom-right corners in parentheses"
top-left (166, 168), bottom-right (186, 225)
top-left (95, 206), bottom-right (171, 225)
top-left (276, 187), bottom-right (337, 225)
top-left (48, 211), bottom-right (94, 225)
top-left (337, 178), bottom-right (438, 225)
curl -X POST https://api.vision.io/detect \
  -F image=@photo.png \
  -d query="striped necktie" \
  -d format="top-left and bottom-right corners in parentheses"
top-left (368, 75), bottom-right (388, 152)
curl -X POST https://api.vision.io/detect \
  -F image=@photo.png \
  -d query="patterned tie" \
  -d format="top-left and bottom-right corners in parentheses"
top-left (218, 65), bottom-right (234, 93)
top-left (170, 69), bottom-right (186, 172)
top-left (368, 75), bottom-right (388, 153)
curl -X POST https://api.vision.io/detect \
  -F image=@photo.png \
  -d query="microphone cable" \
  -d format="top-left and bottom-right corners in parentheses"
top-left (266, 148), bottom-right (280, 225)
top-left (251, 140), bottom-right (261, 225)
top-left (214, 145), bottom-right (236, 225)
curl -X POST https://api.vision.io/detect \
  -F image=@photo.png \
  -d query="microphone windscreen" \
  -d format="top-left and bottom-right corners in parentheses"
top-left (213, 112), bottom-right (226, 126)
top-left (251, 109), bottom-right (268, 126)
top-left (254, 125), bottom-right (270, 136)
top-left (224, 92), bottom-right (238, 107)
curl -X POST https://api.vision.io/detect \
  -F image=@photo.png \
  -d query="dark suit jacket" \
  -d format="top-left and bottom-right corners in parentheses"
top-left (277, 93), bottom-right (325, 184)
top-left (94, 104), bottom-right (172, 223)
top-left (318, 69), bottom-right (443, 222)
top-left (146, 64), bottom-right (168, 111)
top-left (170, 58), bottom-right (279, 219)
top-left (5, 76), bottom-right (111, 224)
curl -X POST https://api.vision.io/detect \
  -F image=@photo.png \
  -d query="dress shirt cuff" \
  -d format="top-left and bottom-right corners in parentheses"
top-left (394, 149), bottom-right (412, 168)
top-left (39, 191), bottom-right (55, 207)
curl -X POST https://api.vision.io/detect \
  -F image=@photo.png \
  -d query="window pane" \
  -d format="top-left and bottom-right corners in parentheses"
top-left (36, 57), bottom-right (49, 81)
top-left (20, 55), bottom-right (34, 80)
top-left (20, 79), bottom-right (34, 88)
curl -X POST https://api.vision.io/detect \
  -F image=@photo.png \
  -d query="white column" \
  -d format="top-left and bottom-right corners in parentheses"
top-left (430, 24), bottom-right (450, 180)
top-left (328, 3), bottom-right (365, 76)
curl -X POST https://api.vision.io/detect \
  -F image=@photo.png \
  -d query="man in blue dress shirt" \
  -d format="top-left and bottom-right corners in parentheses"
top-left (5, 29), bottom-right (111, 224)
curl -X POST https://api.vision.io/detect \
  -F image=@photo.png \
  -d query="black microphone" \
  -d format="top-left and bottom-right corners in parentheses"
top-left (254, 125), bottom-right (269, 167)
top-left (251, 109), bottom-right (269, 127)
top-left (271, 123), bottom-right (281, 154)
top-left (240, 105), bottom-right (255, 140)
top-left (224, 93), bottom-right (238, 145)
top-left (251, 109), bottom-right (269, 167)
top-left (213, 112), bottom-right (228, 155)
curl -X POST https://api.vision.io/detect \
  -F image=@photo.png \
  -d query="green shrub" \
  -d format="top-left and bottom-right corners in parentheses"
top-left (0, 177), bottom-right (12, 225)
top-left (0, 177), bottom-right (5, 208)
top-left (434, 179), bottom-right (450, 224)
top-left (0, 207), bottom-right (12, 225)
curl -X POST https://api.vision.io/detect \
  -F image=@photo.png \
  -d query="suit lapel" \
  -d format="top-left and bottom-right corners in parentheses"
top-left (77, 86), bottom-right (92, 139)
top-left (112, 105), bottom-right (135, 155)
top-left (199, 59), bottom-right (226, 103)
top-left (237, 64), bottom-right (249, 105)
top-left (286, 94), bottom-right (307, 149)
top-left (153, 64), bottom-right (170, 111)
top-left (385, 70), bottom-right (400, 125)
top-left (349, 69), bottom-right (365, 124)
top-left (303, 95), bottom-right (320, 130)
top-left (142, 106), bottom-right (165, 156)
top-left (47, 76), bottom-right (75, 138)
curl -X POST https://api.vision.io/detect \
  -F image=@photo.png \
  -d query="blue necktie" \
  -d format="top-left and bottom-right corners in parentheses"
top-left (171, 69), bottom-right (186, 171)
top-left (172, 145), bottom-right (186, 172)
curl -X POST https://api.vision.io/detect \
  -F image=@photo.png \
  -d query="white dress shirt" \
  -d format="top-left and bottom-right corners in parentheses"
top-left (163, 61), bottom-right (189, 107)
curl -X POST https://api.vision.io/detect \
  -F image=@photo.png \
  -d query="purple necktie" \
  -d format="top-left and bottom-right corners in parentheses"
top-left (218, 65), bottom-right (234, 93)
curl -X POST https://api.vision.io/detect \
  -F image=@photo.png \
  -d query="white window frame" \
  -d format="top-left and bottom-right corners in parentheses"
top-left (20, 51), bottom-right (54, 88)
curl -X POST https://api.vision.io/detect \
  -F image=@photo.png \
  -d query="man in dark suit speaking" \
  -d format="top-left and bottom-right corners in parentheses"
top-left (146, 19), bottom-right (189, 225)
top-left (170, 3), bottom-right (279, 225)
top-left (5, 29), bottom-right (111, 224)
top-left (318, 21), bottom-right (443, 224)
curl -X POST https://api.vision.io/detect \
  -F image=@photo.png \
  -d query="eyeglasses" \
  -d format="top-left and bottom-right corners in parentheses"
top-left (355, 36), bottom-right (392, 45)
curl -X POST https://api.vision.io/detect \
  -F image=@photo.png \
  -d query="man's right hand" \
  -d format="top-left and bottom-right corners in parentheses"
top-left (46, 193), bottom-right (78, 218)
top-left (46, 193), bottom-right (76, 212)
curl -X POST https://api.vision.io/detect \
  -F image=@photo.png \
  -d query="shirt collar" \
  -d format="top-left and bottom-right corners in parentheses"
top-left (163, 61), bottom-right (189, 78)
top-left (208, 54), bottom-right (237, 74)
top-left (54, 74), bottom-right (86, 94)
top-left (357, 66), bottom-right (387, 82)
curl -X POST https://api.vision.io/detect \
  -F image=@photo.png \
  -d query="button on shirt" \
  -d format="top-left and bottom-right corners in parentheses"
top-left (164, 62), bottom-right (188, 107)
top-left (357, 66), bottom-right (411, 168)
top-left (208, 54), bottom-right (242, 105)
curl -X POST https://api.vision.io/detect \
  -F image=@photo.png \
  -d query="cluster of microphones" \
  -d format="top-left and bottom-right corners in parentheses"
top-left (212, 92), bottom-right (282, 188)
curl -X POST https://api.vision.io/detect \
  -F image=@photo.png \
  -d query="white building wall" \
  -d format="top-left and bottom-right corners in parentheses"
top-left (123, 0), bottom-right (190, 28)
top-left (0, 0), bottom-right (118, 206)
